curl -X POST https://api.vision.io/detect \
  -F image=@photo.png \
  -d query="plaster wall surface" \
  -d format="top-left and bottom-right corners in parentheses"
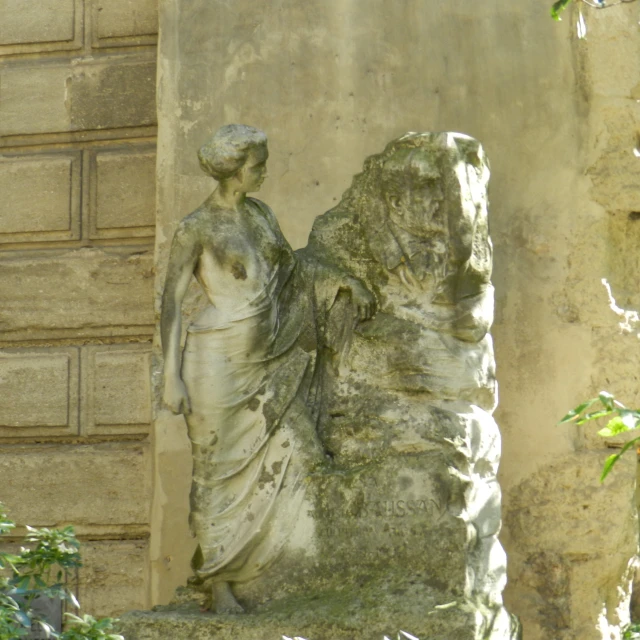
top-left (153, 0), bottom-right (640, 637)
top-left (0, 0), bottom-right (159, 618)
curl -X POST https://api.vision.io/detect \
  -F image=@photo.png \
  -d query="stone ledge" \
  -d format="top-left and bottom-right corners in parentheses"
top-left (118, 587), bottom-right (515, 640)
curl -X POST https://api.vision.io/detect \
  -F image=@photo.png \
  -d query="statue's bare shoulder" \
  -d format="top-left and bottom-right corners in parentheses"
top-left (171, 203), bottom-right (239, 260)
top-left (177, 205), bottom-right (216, 240)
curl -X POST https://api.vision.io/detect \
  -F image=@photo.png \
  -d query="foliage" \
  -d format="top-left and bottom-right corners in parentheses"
top-left (551, 0), bottom-right (637, 21)
top-left (551, 0), bottom-right (573, 20)
top-left (0, 505), bottom-right (123, 640)
top-left (623, 622), bottom-right (640, 639)
top-left (59, 615), bottom-right (123, 640)
top-left (559, 390), bottom-right (640, 481)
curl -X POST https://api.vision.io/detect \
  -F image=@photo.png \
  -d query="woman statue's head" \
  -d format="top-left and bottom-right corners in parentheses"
top-left (198, 125), bottom-right (268, 187)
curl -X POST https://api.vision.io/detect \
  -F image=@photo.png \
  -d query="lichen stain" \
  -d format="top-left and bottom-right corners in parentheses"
top-left (231, 262), bottom-right (247, 280)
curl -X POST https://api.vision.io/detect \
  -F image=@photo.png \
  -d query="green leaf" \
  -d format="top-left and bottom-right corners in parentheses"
top-left (597, 416), bottom-right (633, 437)
top-left (601, 453), bottom-right (619, 482)
top-left (14, 610), bottom-right (31, 628)
top-left (558, 398), bottom-right (597, 423)
top-left (576, 409), bottom-right (613, 425)
top-left (34, 576), bottom-right (46, 589)
top-left (34, 619), bottom-right (53, 639)
top-left (599, 390), bottom-right (615, 411)
top-left (601, 437), bottom-right (640, 482)
top-left (551, 0), bottom-right (572, 21)
top-left (63, 613), bottom-right (83, 624)
top-left (14, 575), bottom-right (31, 591)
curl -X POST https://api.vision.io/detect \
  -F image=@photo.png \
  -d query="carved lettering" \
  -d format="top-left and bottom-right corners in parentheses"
top-left (314, 496), bottom-right (436, 520)
top-left (356, 498), bottom-right (432, 518)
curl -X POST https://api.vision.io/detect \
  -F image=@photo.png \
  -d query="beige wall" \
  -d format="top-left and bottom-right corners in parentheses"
top-left (153, 0), bottom-right (640, 637)
top-left (0, 0), bottom-right (158, 617)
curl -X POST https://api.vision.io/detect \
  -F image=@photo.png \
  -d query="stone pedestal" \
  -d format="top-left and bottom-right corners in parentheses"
top-left (120, 593), bottom-right (515, 640)
top-left (121, 404), bottom-right (519, 640)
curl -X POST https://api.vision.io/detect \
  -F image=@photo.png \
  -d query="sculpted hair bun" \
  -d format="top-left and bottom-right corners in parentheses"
top-left (198, 124), bottom-right (268, 181)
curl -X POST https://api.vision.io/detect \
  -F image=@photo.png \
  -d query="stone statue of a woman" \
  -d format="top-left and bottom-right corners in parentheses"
top-left (160, 124), bottom-right (375, 613)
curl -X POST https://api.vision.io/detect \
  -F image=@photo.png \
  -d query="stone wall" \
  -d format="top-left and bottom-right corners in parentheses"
top-left (0, 0), bottom-right (158, 617)
top-left (500, 6), bottom-right (640, 639)
top-left (153, 1), bottom-right (639, 638)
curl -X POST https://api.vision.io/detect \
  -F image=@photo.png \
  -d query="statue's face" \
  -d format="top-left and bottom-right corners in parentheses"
top-left (237, 144), bottom-right (269, 193)
top-left (387, 175), bottom-right (444, 237)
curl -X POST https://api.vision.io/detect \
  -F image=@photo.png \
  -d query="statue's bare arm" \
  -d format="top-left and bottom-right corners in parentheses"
top-left (160, 223), bottom-right (200, 415)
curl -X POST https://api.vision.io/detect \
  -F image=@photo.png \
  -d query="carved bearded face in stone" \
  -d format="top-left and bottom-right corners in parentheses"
top-left (382, 150), bottom-right (446, 239)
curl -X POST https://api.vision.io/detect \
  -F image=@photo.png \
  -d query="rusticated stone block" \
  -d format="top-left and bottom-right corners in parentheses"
top-left (80, 539), bottom-right (149, 617)
top-left (0, 347), bottom-right (79, 437)
top-left (69, 58), bottom-right (157, 131)
top-left (90, 148), bottom-right (156, 239)
top-left (0, 442), bottom-right (151, 527)
top-left (83, 344), bottom-right (152, 435)
top-left (0, 247), bottom-right (154, 341)
top-left (0, 57), bottom-right (156, 137)
top-left (0, 153), bottom-right (81, 244)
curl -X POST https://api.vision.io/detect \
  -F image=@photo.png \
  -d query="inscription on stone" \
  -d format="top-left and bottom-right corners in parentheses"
top-left (352, 498), bottom-right (433, 518)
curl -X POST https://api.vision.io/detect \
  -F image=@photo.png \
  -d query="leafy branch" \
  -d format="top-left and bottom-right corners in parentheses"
top-left (0, 505), bottom-right (123, 640)
top-left (559, 390), bottom-right (640, 481)
top-left (551, 0), bottom-right (638, 21)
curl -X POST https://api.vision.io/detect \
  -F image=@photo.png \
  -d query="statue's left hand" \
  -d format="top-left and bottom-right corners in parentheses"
top-left (350, 280), bottom-right (377, 321)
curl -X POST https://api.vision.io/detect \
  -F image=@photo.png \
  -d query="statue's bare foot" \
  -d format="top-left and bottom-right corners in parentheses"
top-left (212, 581), bottom-right (244, 614)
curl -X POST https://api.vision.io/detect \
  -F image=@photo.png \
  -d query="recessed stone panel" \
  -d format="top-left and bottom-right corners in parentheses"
top-left (0, 0), bottom-right (81, 55)
top-left (0, 65), bottom-right (71, 137)
top-left (0, 0), bottom-right (74, 45)
top-left (90, 149), bottom-right (156, 239)
top-left (0, 348), bottom-right (79, 437)
top-left (94, 0), bottom-right (158, 48)
top-left (0, 153), bottom-right (81, 244)
top-left (84, 344), bottom-right (152, 435)
top-left (0, 248), bottom-right (154, 342)
top-left (0, 442), bottom-right (151, 526)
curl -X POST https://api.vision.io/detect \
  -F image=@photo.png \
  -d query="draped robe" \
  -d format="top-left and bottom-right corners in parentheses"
top-left (181, 197), bottom-right (339, 585)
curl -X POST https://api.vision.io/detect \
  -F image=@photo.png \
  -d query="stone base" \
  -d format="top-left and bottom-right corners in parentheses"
top-left (120, 403), bottom-right (522, 640)
top-left (119, 587), bottom-right (519, 640)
